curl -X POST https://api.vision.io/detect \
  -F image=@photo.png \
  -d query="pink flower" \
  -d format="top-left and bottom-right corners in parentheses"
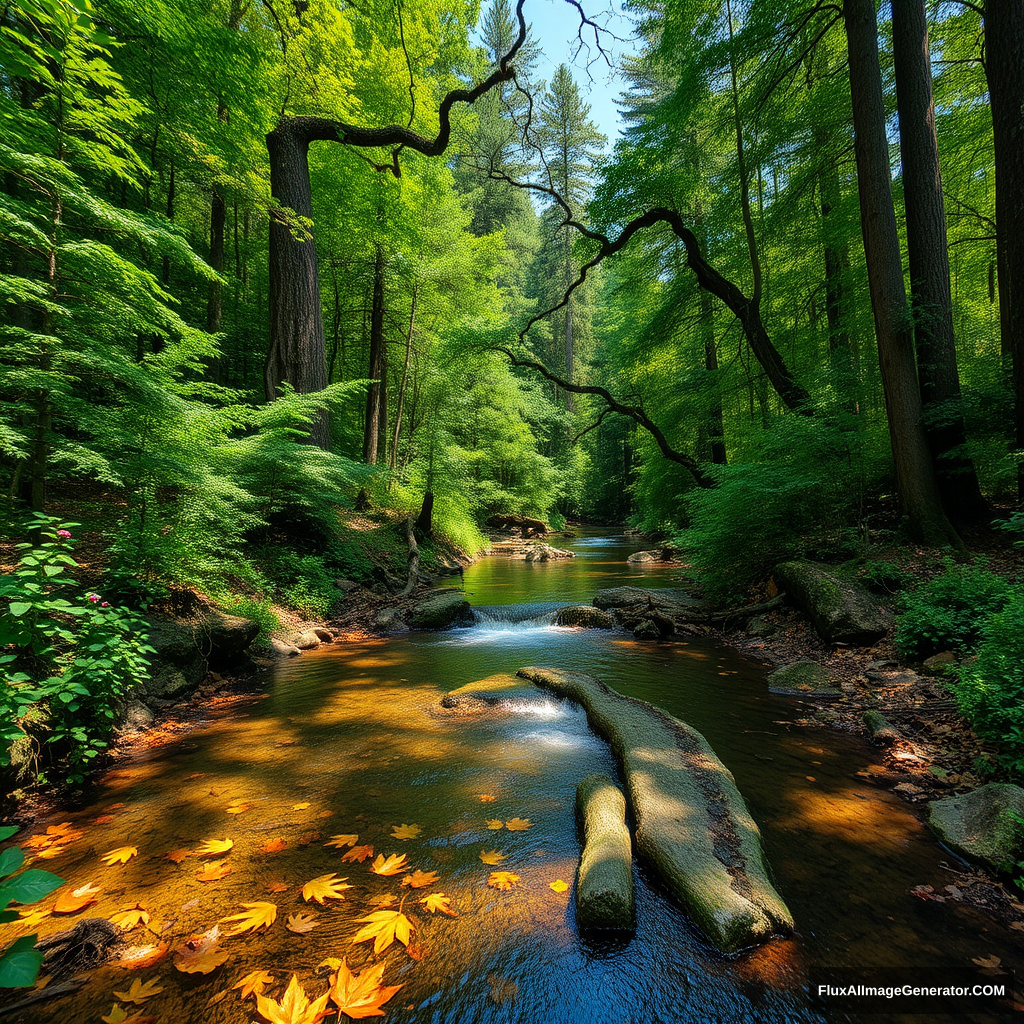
top-left (57, 529), bottom-right (72, 539)
top-left (101, 601), bottom-right (110, 608)
top-left (87, 592), bottom-right (100, 603)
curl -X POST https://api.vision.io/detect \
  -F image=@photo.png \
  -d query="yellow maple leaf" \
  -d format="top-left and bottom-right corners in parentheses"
top-left (369, 853), bottom-right (408, 876)
top-left (196, 838), bottom-right (233, 857)
top-left (418, 893), bottom-right (458, 917)
top-left (324, 834), bottom-right (358, 849)
top-left (400, 869), bottom-right (439, 890)
top-left (369, 894), bottom-right (397, 908)
top-left (549, 879), bottom-right (569, 893)
top-left (219, 901), bottom-right (277, 935)
top-left (112, 977), bottom-right (164, 1004)
top-left (255, 975), bottom-right (330, 1024)
top-left (35, 844), bottom-right (67, 860)
top-left (195, 861), bottom-right (232, 882)
top-left (292, 802), bottom-right (311, 810)
top-left (479, 850), bottom-right (507, 865)
top-left (301, 873), bottom-right (352, 904)
top-left (164, 848), bottom-right (190, 864)
top-left (390, 823), bottom-right (421, 841)
top-left (232, 969), bottom-right (275, 1000)
top-left (487, 871), bottom-right (520, 891)
top-left (173, 926), bottom-right (229, 975)
top-left (286, 912), bottom-right (318, 934)
top-left (226, 801), bottom-right (254, 815)
top-left (52, 882), bottom-right (101, 914)
top-left (351, 910), bottom-right (415, 955)
top-left (485, 819), bottom-right (503, 830)
top-left (477, 794), bottom-right (497, 803)
top-left (101, 846), bottom-right (138, 866)
top-left (328, 958), bottom-right (403, 1019)
top-left (110, 903), bottom-right (149, 930)
top-left (341, 844), bottom-right (373, 863)
top-left (504, 818), bottom-right (532, 832)
top-left (100, 1004), bottom-right (156, 1024)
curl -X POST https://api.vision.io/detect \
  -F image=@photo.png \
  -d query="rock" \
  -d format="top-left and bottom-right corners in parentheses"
top-left (928, 783), bottom-right (1024, 873)
top-left (334, 578), bottom-right (361, 593)
top-left (439, 673), bottom-right (541, 710)
top-left (627, 547), bottom-right (680, 564)
top-left (312, 627), bottom-right (334, 643)
top-left (118, 700), bottom-right (155, 734)
top-left (575, 773), bottom-right (635, 933)
top-left (633, 619), bottom-right (661, 641)
top-left (552, 605), bottom-right (615, 629)
top-left (410, 591), bottom-right (472, 629)
top-left (772, 560), bottom-right (893, 645)
top-left (485, 513), bottom-right (548, 537)
top-left (146, 667), bottom-right (194, 699)
top-left (863, 709), bottom-right (899, 745)
top-left (201, 609), bottom-right (259, 665)
top-left (292, 630), bottom-right (321, 650)
top-left (767, 661), bottom-right (841, 696)
top-left (372, 607), bottom-right (408, 633)
top-left (922, 651), bottom-right (956, 676)
top-left (746, 614), bottom-right (777, 637)
top-left (518, 667), bottom-right (793, 953)
top-left (524, 543), bottom-right (574, 562)
top-left (270, 637), bottom-right (301, 657)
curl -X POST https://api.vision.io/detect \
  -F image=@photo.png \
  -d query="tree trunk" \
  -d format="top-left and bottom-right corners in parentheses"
top-left (207, 187), bottom-right (225, 334)
top-left (892, 0), bottom-right (986, 522)
top-left (363, 246), bottom-right (386, 464)
top-left (264, 121), bottom-right (330, 448)
top-left (564, 227), bottom-right (574, 414)
top-left (390, 285), bottom-right (417, 471)
top-left (700, 286), bottom-right (727, 465)
top-left (984, 0), bottom-right (1024, 500)
top-left (415, 490), bottom-right (433, 534)
top-left (844, 0), bottom-right (959, 546)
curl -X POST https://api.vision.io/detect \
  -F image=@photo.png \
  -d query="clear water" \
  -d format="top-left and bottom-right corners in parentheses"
top-left (3, 529), bottom-right (1020, 1023)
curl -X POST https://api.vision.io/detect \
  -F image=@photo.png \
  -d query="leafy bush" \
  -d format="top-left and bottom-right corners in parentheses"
top-left (949, 593), bottom-right (1024, 780)
top-left (893, 560), bottom-right (1012, 660)
top-left (0, 517), bottom-right (152, 786)
top-left (858, 560), bottom-right (914, 595)
top-left (221, 597), bottom-right (279, 643)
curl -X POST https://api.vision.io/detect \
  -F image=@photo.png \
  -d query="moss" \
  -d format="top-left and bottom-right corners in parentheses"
top-left (575, 773), bottom-right (634, 932)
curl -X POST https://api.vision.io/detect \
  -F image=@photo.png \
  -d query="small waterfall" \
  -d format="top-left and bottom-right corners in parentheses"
top-left (470, 601), bottom-right (565, 630)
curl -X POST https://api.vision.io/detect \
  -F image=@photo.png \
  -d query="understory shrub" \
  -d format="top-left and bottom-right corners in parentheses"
top-left (893, 560), bottom-right (1012, 660)
top-left (220, 596), bottom-right (279, 643)
top-left (949, 592), bottom-right (1024, 780)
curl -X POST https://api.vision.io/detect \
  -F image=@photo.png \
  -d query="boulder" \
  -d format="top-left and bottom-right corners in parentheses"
top-left (746, 614), bottom-right (777, 637)
top-left (922, 651), bottom-right (956, 676)
top-left (524, 543), bottom-right (574, 562)
top-left (575, 773), bottom-right (634, 933)
top-left (767, 660), bottom-right (841, 697)
top-left (928, 783), bottom-right (1024, 873)
top-left (410, 591), bottom-right (471, 629)
top-left (118, 700), bottom-right (155, 734)
top-left (593, 587), bottom-right (699, 613)
top-left (312, 627), bottom-right (334, 643)
top-left (372, 607), bottom-right (408, 633)
top-left (633, 619), bottom-right (661, 641)
top-left (552, 605), bottom-right (614, 629)
top-left (772, 560), bottom-right (892, 645)
top-left (863, 709), bottom-right (899, 745)
top-left (292, 630), bottom-right (322, 651)
top-left (200, 609), bottom-right (259, 665)
top-left (518, 667), bottom-right (793, 953)
top-left (270, 637), bottom-right (301, 657)
top-left (439, 673), bottom-right (540, 711)
top-left (627, 547), bottom-right (679, 564)
top-left (334, 578), bottom-right (362, 593)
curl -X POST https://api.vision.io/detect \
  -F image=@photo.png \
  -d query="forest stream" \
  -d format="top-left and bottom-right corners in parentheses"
top-left (5, 529), bottom-right (1023, 1024)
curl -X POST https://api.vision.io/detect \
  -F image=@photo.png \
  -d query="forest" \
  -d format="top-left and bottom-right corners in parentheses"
top-left (1, 0), bottom-right (1024, 1019)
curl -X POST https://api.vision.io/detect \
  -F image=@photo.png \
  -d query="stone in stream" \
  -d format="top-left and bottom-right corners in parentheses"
top-left (863, 708), bottom-right (899, 745)
top-left (437, 673), bottom-right (542, 712)
top-left (575, 773), bottom-right (635, 933)
top-left (552, 605), bottom-right (615, 629)
top-left (767, 660), bottom-right (842, 697)
top-left (928, 783), bottom-right (1024, 873)
top-left (410, 590), bottom-right (472, 629)
top-left (517, 667), bottom-right (793, 953)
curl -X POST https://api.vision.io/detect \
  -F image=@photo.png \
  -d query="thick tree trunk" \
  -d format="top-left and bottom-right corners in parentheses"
top-left (892, 0), bottom-right (986, 522)
top-left (984, 0), bottom-right (1024, 500)
top-left (265, 122), bottom-right (330, 448)
top-left (844, 0), bottom-right (959, 546)
top-left (363, 247), bottom-right (386, 464)
top-left (415, 490), bottom-right (433, 534)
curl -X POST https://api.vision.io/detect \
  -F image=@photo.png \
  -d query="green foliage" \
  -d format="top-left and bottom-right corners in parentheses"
top-left (0, 517), bottom-right (152, 786)
top-left (949, 593), bottom-right (1024, 781)
top-left (893, 560), bottom-right (1012, 661)
top-left (220, 596), bottom-right (279, 643)
top-left (0, 826), bottom-right (63, 988)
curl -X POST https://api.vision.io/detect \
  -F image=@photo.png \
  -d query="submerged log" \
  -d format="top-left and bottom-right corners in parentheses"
top-left (575, 773), bottom-right (635, 933)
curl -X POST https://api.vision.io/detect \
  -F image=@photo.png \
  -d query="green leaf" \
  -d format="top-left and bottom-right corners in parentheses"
top-left (0, 847), bottom-right (25, 877)
top-left (0, 827), bottom-right (17, 842)
top-left (0, 869), bottom-right (64, 905)
top-left (42, 565), bottom-right (64, 577)
top-left (0, 934), bottom-right (44, 988)
top-left (7, 604), bottom-right (32, 617)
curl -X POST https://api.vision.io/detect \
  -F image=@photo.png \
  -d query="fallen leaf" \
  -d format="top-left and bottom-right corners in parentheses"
top-left (115, 943), bottom-right (169, 970)
top-left (479, 850), bottom-right (507, 865)
top-left (972, 954), bottom-right (1004, 975)
top-left (318, 958), bottom-right (343, 972)
top-left (297, 831), bottom-right (321, 846)
top-left (341, 844), bottom-right (374, 864)
top-left (233, 969), bottom-right (275, 999)
top-left (302, 873), bottom-right (352, 904)
top-left (504, 818), bottom-right (532, 832)
top-left (351, 910), bottom-right (415, 954)
top-left (391, 824), bottom-right (421, 841)
top-left (487, 871), bottom-right (520, 891)
top-left (219, 901), bottom-right (277, 935)
top-left (805, 776), bottom-right (816, 783)
top-left (418, 893), bottom-right (458, 917)
top-left (16, 908), bottom-right (50, 928)
top-left (174, 926), bottom-right (229, 975)
top-left (261, 838), bottom-right (288, 854)
top-left (401, 870), bottom-right (439, 890)
top-left (196, 838), bottom-right (233, 857)
top-left (325, 834), bottom-right (358, 850)
top-left (102, 846), bottom-right (139, 866)
top-left (110, 904), bottom-right (150, 930)
top-left (370, 853), bottom-right (408, 876)
top-left (164, 849), bottom-right (190, 864)
top-left (549, 880), bottom-right (569, 893)
top-left (328, 959), bottom-right (403, 1020)
top-left (292, 802), bottom-right (311, 810)
top-left (286, 912), bottom-right (318, 934)
top-left (485, 820), bottom-right (503, 830)
top-left (207, 989), bottom-right (229, 1006)
top-left (35, 845), bottom-right (67, 860)
top-left (256, 975), bottom-right (330, 1024)
top-left (93, 814), bottom-right (117, 825)
top-left (226, 802), bottom-right (254, 815)
top-left (369, 894), bottom-right (397, 908)
top-left (195, 861), bottom-right (232, 882)
top-left (52, 883), bottom-right (101, 914)
top-left (265, 880), bottom-right (289, 894)
top-left (100, 1005), bottom-right (157, 1024)
top-left (477, 795), bottom-right (497, 803)
top-left (112, 977), bottom-right (164, 1004)
top-left (488, 973), bottom-right (518, 1006)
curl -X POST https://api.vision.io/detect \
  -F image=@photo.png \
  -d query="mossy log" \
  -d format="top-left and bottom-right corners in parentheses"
top-left (517, 667), bottom-right (793, 953)
top-left (575, 773), bottom-right (635, 932)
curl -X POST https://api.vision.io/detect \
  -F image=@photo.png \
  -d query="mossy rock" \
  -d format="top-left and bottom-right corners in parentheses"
top-left (410, 591), bottom-right (472, 629)
top-left (576, 773), bottom-right (634, 933)
top-left (439, 673), bottom-right (538, 709)
top-left (517, 667), bottom-right (793, 953)
top-left (863, 709), bottom-right (899, 744)
top-left (553, 605), bottom-right (615, 629)
top-left (928, 783), bottom-right (1024, 873)
top-left (767, 661), bottom-right (841, 697)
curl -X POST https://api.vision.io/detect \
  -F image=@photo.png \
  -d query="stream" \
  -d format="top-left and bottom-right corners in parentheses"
top-left (3, 528), bottom-right (1022, 1022)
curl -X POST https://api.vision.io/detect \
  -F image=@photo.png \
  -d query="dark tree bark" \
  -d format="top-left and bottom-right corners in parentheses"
top-left (415, 490), bottom-right (434, 534)
top-left (892, 0), bottom-right (986, 522)
top-left (984, 0), bottom-right (1024, 499)
top-left (207, 187), bottom-right (226, 334)
top-left (390, 284), bottom-right (417, 471)
top-left (363, 247), bottom-right (386, 464)
top-left (843, 0), bottom-right (959, 546)
top-left (564, 227), bottom-right (574, 413)
top-left (700, 283), bottom-right (727, 465)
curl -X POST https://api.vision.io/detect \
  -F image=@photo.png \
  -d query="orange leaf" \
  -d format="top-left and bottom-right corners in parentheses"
top-left (101, 846), bottom-right (138, 866)
top-left (115, 943), bottom-right (169, 970)
top-left (112, 977), bottom-right (163, 1004)
top-left (110, 903), bottom-right (150, 930)
top-left (485, 819), bottom-right (503, 830)
top-left (369, 853), bottom-right (407, 876)
top-left (173, 926), bottom-right (229, 975)
top-left (487, 871), bottom-right (520, 891)
top-left (324, 834), bottom-right (358, 849)
top-left (479, 850), bottom-right (506, 865)
top-left (265, 880), bottom-right (289, 894)
top-left (418, 893), bottom-right (458, 917)
top-left (400, 870), bottom-right (439, 890)
top-left (261, 838), bottom-right (288, 854)
top-left (233, 969), bottom-right (275, 1000)
top-left (549, 879), bottom-right (569, 893)
top-left (255, 975), bottom-right (329, 1024)
top-left (292, 802), bottom-right (310, 810)
top-left (328, 958), bottom-right (403, 1019)
top-left (52, 883), bottom-right (100, 914)
top-left (341, 844), bottom-right (373, 864)
top-left (477, 794), bottom-right (497, 803)
top-left (390, 823), bottom-right (421, 841)
top-left (301, 873), bottom-right (352, 904)
top-left (226, 801), bottom-right (254, 815)
top-left (195, 861), bottom-right (232, 882)
top-left (504, 818), bottom-right (532, 832)
top-left (164, 849), bottom-right (190, 864)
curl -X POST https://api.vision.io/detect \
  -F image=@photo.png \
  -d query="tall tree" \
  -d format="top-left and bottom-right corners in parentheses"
top-left (843, 0), bottom-right (958, 545)
top-left (892, 0), bottom-right (985, 522)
